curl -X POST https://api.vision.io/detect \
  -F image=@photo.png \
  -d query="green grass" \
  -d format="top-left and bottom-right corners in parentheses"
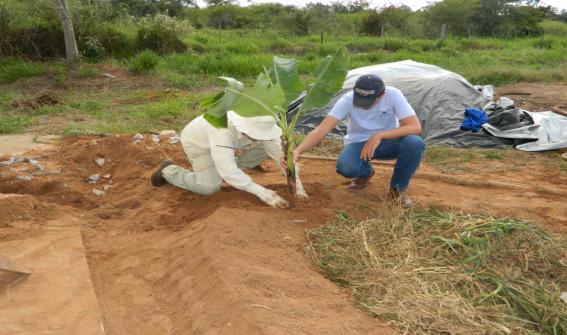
top-left (0, 115), bottom-right (30, 134)
top-left (76, 65), bottom-right (101, 79)
top-left (1, 32), bottom-right (566, 134)
top-left (306, 208), bottom-right (567, 335)
top-left (0, 59), bottom-right (45, 84)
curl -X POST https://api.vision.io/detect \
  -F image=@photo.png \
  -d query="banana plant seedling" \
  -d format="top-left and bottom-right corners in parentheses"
top-left (201, 48), bottom-right (348, 197)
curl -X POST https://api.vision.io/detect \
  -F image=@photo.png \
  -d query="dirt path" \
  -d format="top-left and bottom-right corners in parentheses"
top-left (0, 135), bottom-right (565, 334)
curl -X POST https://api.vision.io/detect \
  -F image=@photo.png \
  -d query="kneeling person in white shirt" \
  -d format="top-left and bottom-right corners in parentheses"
top-left (151, 111), bottom-right (290, 209)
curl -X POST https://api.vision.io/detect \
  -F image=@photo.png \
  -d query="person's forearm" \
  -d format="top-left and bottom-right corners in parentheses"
top-left (295, 127), bottom-right (327, 154)
top-left (375, 124), bottom-right (421, 140)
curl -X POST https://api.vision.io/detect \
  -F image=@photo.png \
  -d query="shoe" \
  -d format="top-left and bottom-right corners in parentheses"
top-left (348, 168), bottom-right (375, 189)
top-left (151, 159), bottom-right (174, 187)
top-left (388, 188), bottom-right (413, 208)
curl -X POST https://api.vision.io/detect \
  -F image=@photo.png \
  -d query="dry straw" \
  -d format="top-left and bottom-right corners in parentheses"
top-left (305, 205), bottom-right (566, 334)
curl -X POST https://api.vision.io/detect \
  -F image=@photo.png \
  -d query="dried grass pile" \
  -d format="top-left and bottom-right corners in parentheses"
top-left (306, 207), bottom-right (566, 334)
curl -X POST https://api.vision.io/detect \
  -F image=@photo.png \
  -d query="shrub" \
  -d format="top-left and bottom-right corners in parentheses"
top-left (136, 14), bottom-right (189, 54)
top-left (128, 50), bottom-right (160, 74)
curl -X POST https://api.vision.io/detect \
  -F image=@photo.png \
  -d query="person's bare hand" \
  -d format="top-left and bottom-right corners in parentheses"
top-left (360, 134), bottom-right (382, 161)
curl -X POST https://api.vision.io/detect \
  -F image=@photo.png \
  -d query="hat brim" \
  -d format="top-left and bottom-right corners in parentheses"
top-left (228, 111), bottom-right (282, 141)
top-left (353, 93), bottom-right (378, 109)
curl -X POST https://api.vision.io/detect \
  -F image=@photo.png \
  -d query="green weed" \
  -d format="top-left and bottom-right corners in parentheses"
top-left (129, 50), bottom-right (160, 74)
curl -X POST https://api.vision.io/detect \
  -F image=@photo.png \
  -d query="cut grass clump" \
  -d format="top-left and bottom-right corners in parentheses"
top-left (306, 208), bottom-right (566, 335)
top-left (129, 50), bottom-right (160, 74)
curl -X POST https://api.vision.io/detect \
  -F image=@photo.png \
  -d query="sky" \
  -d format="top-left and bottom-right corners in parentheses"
top-left (196, 0), bottom-right (567, 11)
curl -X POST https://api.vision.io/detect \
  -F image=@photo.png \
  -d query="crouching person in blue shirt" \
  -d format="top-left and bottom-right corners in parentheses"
top-left (291, 74), bottom-right (425, 208)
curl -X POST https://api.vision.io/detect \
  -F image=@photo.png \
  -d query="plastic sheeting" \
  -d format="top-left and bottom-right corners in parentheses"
top-left (483, 111), bottom-right (567, 151)
top-left (294, 60), bottom-right (512, 148)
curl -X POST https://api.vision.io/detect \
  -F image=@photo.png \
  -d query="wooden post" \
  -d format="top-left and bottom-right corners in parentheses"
top-left (320, 31), bottom-right (324, 44)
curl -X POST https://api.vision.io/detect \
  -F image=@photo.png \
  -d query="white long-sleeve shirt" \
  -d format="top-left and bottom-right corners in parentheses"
top-left (180, 115), bottom-right (283, 199)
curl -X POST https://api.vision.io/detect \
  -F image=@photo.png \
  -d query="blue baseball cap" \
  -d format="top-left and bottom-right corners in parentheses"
top-left (353, 74), bottom-right (385, 109)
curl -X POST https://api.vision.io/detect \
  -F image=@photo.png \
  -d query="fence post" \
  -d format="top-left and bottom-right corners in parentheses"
top-left (320, 31), bottom-right (324, 44)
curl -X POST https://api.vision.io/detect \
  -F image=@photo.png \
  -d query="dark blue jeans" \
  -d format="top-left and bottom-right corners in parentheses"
top-left (336, 135), bottom-right (425, 191)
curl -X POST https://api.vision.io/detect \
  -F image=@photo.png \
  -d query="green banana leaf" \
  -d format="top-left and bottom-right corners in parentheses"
top-left (229, 71), bottom-right (286, 118)
top-left (201, 49), bottom-right (347, 130)
top-left (299, 47), bottom-right (348, 114)
top-left (203, 76), bottom-right (244, 119)
top-left (268, 57), bottom-right (303, 107)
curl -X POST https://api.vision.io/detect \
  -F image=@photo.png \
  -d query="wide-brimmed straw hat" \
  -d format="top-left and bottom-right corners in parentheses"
top-left (227, 111), bottom-right (282, 141)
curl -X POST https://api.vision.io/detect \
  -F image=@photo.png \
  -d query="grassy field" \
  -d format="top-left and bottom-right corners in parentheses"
top-left (0, 31), bottom-right (566, 136)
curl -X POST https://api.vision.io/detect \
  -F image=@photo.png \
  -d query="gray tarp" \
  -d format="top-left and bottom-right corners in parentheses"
top-left (295, 60), bottom-right (512, 148)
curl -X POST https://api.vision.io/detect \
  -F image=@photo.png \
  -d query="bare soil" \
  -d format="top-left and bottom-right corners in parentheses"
top-left (0, 133), bottom-right (564, 334)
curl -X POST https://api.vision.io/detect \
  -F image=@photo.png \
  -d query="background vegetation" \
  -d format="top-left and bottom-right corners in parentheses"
top-left (0, 0), bottom-right (565, 136)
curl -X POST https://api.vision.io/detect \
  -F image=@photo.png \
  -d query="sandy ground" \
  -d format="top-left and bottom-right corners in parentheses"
top-left (0, 133), bottom-right (565, 334)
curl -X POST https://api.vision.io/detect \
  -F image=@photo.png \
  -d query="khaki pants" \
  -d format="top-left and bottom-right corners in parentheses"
top-left (162, 142), bottom-right (268, 195)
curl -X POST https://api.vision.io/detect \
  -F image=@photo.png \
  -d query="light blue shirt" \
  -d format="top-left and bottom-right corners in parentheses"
top-left (328, 86), bottom-right (416, 145)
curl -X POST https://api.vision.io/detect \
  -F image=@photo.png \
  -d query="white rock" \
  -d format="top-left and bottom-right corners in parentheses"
top-left (103, 73), bottom-right (115, 79)
top-left (561, 292), bottom-right (567, 304)
top-left (132, 133), bottom-right (144, 141)
top-left (89, 140), bottom-right (98, 146)
top-left (17, 175), bottom-right (32, 181)
top-left (95, 158), bottom-right (106, 167)
top-left (168, 136), bottom-right (180, 144)
top-left (103, 184), bottom-right (112, 191)
top-left (151, 134), bottom-right (160, 143)
top-left (28, 159), bottom-right (44, 171)
top-left (87, 174), bottom-right (100, 182)
top-left (102, 174), bottom-right (111, 179)
top-left (0, 158), bottom-right (14, 167)
top-left (159, 130), bottom-right (177, 137)
top-left (92, 189), bottom-right (105, 196)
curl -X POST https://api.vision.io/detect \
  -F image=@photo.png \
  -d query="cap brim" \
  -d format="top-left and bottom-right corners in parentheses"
top-left (353, 94), bottom-right (378, 109)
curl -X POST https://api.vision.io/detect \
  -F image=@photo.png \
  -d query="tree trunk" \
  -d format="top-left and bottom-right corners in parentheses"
top-left (53, 0), bottom-right (79, 64)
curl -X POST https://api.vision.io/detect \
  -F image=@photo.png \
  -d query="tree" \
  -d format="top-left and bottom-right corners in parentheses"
top-left (53, 0), bottom-right (79, 64)
top-left (471, 0), bottom-right (542, 36)
top-left (205, 0), bottom-right (235, 7)
top-left (422, 0), bottom-right (478, 37)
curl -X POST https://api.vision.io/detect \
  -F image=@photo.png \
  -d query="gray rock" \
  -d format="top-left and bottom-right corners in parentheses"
top-left (102, 174), bottom-right (111, 179)
top-left (103, 184), bottom-right (112, 191)
top-left (87, 174), bottom-right (100, 182)
top-left (151, 134), bottom-right (160, 143)
top-left (17, 175), bottom-right (32, 181)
